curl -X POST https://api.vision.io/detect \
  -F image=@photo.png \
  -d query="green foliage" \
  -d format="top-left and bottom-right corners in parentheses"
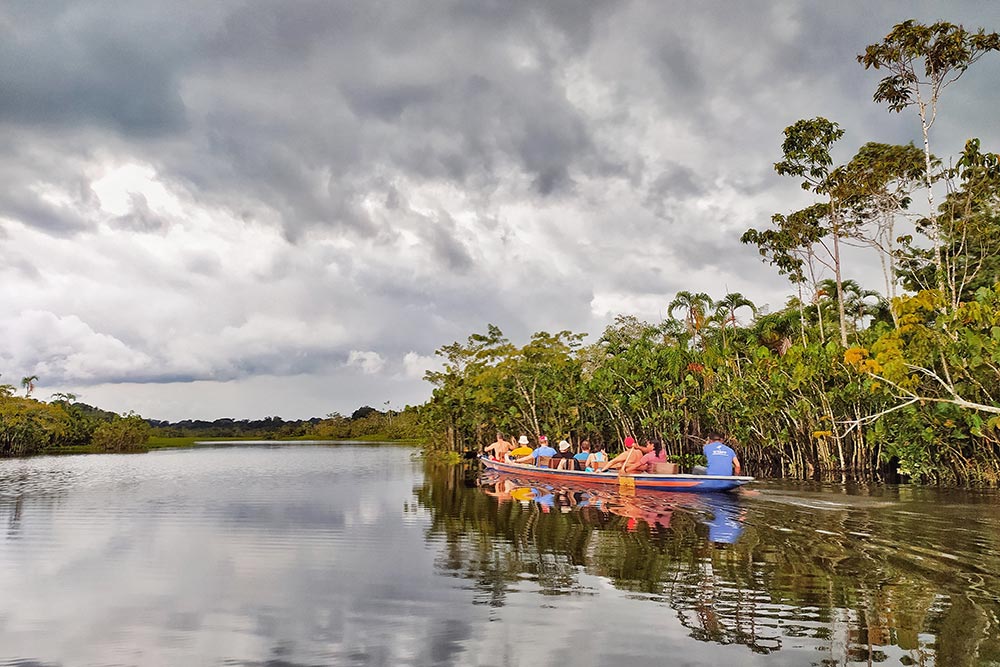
top-left (0, 395), bottom-right (68, 456)
top-left (423, 278), bottom-right (1000, 485)
top-left (307, 405), bottom-right (424, 441)
top-left (668, 453), bottom-right (706, 472)
top-left (859, 20), bottom-right (1000, 114)
top-left (91, 413), bottom-right (151, 453)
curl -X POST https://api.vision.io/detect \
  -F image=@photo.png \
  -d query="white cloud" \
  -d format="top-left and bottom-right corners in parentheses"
top-left (401, 351), bottom-right (440, 380)
top-left (346, 350), bottom-right (386, 376)
top-left (0, 310), bottom-right (153, 383)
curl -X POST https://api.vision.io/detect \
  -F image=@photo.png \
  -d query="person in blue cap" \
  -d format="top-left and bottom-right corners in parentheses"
top-left (703, 432), bottom-right (741, 476)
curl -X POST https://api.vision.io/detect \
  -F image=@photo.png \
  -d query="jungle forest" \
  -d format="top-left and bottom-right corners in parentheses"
top-left (420, 20), bottom-right (1000, 485)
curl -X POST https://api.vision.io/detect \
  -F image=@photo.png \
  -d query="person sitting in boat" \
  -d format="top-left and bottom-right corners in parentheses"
top-left (584, 442), bottom-right (607, 471)
top-left (595, 436), bottom-right (643, 473)
top-left (637, 439), bottom-right (667, 473)
top-left (483, 433), bottom-right (512, 461)
top-left (573, 440), bottom-right (592, 470)
top-left (702, 432), bottom-right (741, 476)
top-left (515, 435), bottom-right (556, 467)
top-left (506, 435), bottom-right (533, 462)
top-left (552, 439), bottom-right (575, 470)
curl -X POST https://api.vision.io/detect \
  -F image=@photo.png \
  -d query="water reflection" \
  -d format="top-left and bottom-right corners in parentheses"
top-left (477, 470), bottom-right (757, 548)
top-left (414, 462), bottom-right (1000, 666)
top-left (0, 447), bottom-right (475, 667)
top-left (4, 448), bottom-right (1000, 666)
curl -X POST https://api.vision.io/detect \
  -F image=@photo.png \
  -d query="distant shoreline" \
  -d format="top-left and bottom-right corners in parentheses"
top-left (42, 435), bottom-right (424, 455)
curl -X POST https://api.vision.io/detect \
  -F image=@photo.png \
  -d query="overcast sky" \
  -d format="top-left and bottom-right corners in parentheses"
top-left (2, 1), bottom-right (999, 421)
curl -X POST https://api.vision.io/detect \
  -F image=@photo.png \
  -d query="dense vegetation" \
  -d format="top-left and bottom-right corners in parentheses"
top-left (0, 381), bottom-right (150, 456)
top-left (149, 404), bottom-right (423, 442)
top-left (0, 377), bottom-right (423, 457)
top-left (420, 20), bottom-right (1000, 485)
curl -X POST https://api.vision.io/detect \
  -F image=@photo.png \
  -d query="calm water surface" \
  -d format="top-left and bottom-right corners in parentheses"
top-left (1, 445), bottom-right (999, 666)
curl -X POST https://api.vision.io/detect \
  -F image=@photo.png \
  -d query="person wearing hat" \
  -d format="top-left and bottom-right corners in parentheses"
top-left (552, 439), bottom-right (575, 470)
top-left (507, 435), bottom-right (533, 461)
top-left (595, 436), bottom-right (643, 473)
top-left (515, 435), bottom-right (556, 466)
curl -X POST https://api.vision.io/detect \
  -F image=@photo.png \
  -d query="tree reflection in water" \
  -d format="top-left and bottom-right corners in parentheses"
top-left (414, 462), bottom-right (1000, 666)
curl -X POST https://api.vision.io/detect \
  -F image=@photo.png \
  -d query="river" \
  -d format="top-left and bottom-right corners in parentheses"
top-left (1, 444), bottom-right (998, 666)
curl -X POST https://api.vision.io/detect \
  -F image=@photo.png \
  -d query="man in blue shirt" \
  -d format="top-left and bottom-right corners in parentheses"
top-left (515, 435), bottom-right (557, 467)
top-left (703, 432), bottom-right (741, 476)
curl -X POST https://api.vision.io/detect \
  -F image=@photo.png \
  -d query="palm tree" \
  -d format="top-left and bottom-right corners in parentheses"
top-left (713, 292), bottom-right (758, 350)
top-left (21, 375), bottom-right (38, 398)
top-left (753, 309), bottom-right (801, 356)
top-left (714, 292), bottom-right (758, 328)
top-left (841, 281), bottom-right (887, 335)
top-left (668, 291), bottom-right (713, 346)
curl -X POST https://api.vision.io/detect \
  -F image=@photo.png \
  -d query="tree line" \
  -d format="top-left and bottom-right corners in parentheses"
top-left (419, 20), bottom-right (1000, 485)
top-left (0, 379), bottom-right (150, 456)
top-left (0, 374), bottom-right (423, 457)
top-left (150, 404), bottom-right (423, 441)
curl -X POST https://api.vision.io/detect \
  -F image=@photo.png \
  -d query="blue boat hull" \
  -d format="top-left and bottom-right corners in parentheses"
top-left (480, 457), bottom-right (753, 492)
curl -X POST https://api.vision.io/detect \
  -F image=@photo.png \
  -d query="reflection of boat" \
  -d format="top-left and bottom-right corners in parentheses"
top-left (479, 471), bottom-right (747, 538)
top-left (699, 493), bottom-right (745, 544)
top-left (480, 473), bottom-right (682, 529)
top-left (480, 457), bottom-right (753, 492)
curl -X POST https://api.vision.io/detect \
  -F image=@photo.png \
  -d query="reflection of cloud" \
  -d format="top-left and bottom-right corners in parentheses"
top-left (0, 446), bottom-right (485, 666)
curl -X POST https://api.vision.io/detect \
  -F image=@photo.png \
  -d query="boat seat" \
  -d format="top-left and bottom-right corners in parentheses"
top-left (651, 462), bottom-right (680, 474)
top-left (535, 455), bottom-right (552, 468)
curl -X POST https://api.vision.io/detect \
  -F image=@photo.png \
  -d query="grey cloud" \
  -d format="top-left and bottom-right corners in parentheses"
top-left (644, 162), bottom-right (706, 218)
top-left (183, 251), bottom-right (222, 277)
top-left (2, 256), bottom-right (43, 282)
top-left (0, 191), bottom-right (91, 234)
top-left (4, 0), bottom-right (617, 240)
top-left (415, 210), bottom-right (474, 273)
top-left (112, 193), bottom-right (169, 232)
top-left (0, 137), bottom-right (101, 236)
top-left (0, 6), bottom-right (189, 136)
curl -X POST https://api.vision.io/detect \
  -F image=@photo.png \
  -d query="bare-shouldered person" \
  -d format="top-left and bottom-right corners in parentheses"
top-left (483, 433), bottom-right (512, 460)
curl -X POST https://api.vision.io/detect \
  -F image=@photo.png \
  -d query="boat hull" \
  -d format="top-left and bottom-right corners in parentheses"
top-left (480, 457), bottom-right (753, 492)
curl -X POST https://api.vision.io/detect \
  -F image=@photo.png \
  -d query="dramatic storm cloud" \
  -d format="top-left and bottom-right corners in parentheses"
top-left (2, 1), bottom-right (999, 419)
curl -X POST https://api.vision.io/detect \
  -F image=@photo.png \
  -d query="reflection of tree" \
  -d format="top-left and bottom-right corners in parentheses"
top-left (415, 463), bottom-right (1000, 663)
top-left (5, 494), bottom-right (24, 539)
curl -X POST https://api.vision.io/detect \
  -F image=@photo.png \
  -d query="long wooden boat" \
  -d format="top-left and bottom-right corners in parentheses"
top-left (480, 456), bottom-right (753, 492)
